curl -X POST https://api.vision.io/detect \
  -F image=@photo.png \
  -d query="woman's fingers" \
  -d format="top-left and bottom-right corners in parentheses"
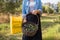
top-left (23, 18), bottom-right (27, 23)
top-left (23, 19), bottom-right (27, 23)
top-left (32, 10), bottom-right (41, 15)
top-left (32, 10), bottom-right (37, 15)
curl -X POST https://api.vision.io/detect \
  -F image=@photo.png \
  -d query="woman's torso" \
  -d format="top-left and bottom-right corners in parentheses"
top-left (25, 0), bottom-right (38, 14)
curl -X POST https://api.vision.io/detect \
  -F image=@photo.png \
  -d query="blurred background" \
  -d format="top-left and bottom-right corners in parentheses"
top-left (0, 0), bottom-right (60, 40)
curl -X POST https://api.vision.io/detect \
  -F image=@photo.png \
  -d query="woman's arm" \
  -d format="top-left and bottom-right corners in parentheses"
top-left (37, 0), bottom-right (42, 16)
top-left (22, 0), bottom-right (27, 23)
top-left (31, 0), bottom-right (42, 15)
top-left (22, 0), bottom-right (26, 18)
top-left (38, 0), bottom-right (42, 13)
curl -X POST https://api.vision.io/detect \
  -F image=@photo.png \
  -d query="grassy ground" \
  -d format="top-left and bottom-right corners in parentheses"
top-left (0, 14), bottom-right (60, 40)
top-left (42, 14), bottom-right (60, 40)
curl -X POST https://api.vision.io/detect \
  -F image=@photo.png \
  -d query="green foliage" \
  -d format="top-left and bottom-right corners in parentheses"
top-left (48, 7), bottom-right (54, 13)
top-left (5, 2), bottom-right (15, 14)
top-left (8, 35), bottom-right (18, 40)
top-left (42, 5), bottom-right (54, 13)
top-left (42, 6), bottom-right (47, 13)
top-left (0, 0), bottom-right (5, 13)
top-left (57, 2), bottom-right (60, 13)
top-left (0, 33), bottom-right (7, 40)
top-left (0, 0), bottom-right (21, 14)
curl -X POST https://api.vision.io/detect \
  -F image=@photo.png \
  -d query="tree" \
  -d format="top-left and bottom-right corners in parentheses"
top-left (42, 6), bottom-right (47, 13)
top-left (48, 7), bottom-right (54, 13)
top-left (57, 2), bottom-right (60, 13)
top-left (5, 0), bottom-right (22, 14)
top-left (0, 0), bottom-right (21, 14)
top-left (42, 5), bottom-right (54, 14)
top-left (5, 1), bottom-right (16, 14)
top-left (0, 0), bottom-right (5, 13)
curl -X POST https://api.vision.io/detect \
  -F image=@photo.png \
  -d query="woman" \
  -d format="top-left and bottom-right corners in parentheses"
top-left (22, 0), bottom-right (42, 40)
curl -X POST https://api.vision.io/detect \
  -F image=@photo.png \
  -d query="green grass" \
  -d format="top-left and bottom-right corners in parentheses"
top-left (42, 14), bottom-right (60, 40)
top-left (0, 14), bottom-right (60, 40)
top-left (42, 24), bottom-right (60, 40)
top-left (0, 23), bottom-right (10, 34)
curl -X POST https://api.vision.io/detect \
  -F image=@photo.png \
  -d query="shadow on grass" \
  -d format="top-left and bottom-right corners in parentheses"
top-left (54, 20), bottom-right (60, 24)
top-left (41, 16), bottom-right (57, 20)
top-left (41, 22), bottom-right (57, 30)
top-left (42, 37), bottom-right (56, 40)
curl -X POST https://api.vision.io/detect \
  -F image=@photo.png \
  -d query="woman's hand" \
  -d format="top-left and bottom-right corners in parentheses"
top-left (32, 10), bottom-right (37, 15)
top-left (23, 18), bottom-right (27, 23)
top-left (32, 10), bottom-right (40, 15)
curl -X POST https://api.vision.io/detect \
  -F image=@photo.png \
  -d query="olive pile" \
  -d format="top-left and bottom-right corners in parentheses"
top-left (23, 23), bottom-right (38, 32)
